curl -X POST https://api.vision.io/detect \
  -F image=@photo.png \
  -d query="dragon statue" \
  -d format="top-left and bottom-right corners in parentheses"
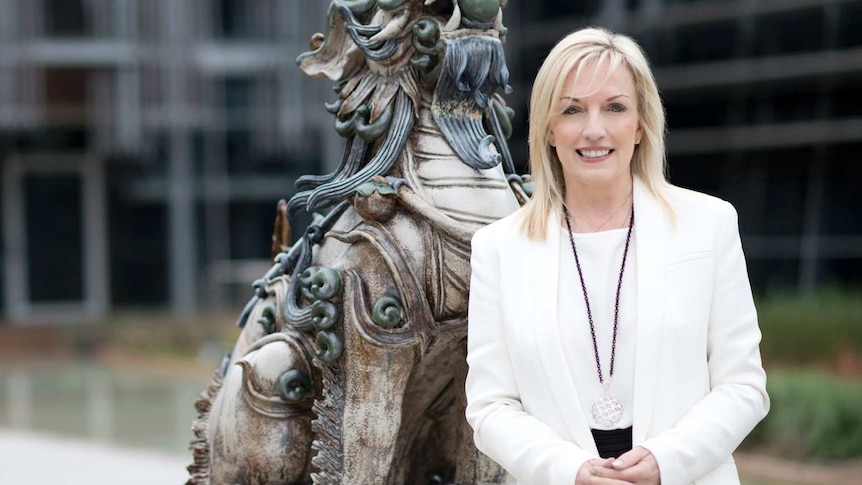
top-left (187, 1), bottom-right (529, 483)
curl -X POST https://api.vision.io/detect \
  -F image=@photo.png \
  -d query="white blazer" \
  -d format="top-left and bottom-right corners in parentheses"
top-left (465, 178), bottom-right (770, 485)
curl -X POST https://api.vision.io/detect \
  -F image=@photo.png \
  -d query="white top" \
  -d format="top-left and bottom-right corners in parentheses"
top-left (557, 227), bottom-right (637, 430)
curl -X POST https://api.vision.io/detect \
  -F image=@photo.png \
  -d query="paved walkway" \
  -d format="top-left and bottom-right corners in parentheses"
top-left (0, 430), bottom-right (190, 484)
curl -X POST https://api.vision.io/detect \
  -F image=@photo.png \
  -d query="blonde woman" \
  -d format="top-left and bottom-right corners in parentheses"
top-left (465, 27), bottom-right (769, 485)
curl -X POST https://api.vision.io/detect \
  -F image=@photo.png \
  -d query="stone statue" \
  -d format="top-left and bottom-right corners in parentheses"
top-left (186, 1), bottom-right (529, 483)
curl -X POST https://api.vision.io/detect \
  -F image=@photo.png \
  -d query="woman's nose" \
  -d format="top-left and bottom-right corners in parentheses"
top-left (582, 113), bottom-right (606, 140)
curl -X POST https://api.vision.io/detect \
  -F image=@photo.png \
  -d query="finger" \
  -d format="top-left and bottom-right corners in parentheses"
top-left (618, 455), bottom-right (660, 483)
top-left (612, 446), bottom-right (650, 470)
top-left (584, 474), bottom-right (634, 485)
top-left (589, 458), bottom-right (616, 468)
top-left (590, 466), bottom-right (625, 479)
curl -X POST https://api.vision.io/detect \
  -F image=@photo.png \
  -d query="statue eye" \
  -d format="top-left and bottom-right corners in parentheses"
top-left (278, 369), bottom-right (312, 402)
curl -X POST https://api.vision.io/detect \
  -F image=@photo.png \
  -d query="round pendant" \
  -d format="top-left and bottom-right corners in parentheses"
top-left (591, 395), bottom-right (623, 427)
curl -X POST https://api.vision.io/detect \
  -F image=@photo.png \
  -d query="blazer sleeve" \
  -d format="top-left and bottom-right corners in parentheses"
top-left (465, 226), bottom-right (594, 485)
top-left (639, 201), bottom-right (770, 484)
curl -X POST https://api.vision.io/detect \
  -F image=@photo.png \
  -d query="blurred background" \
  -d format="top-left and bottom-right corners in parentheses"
top-left (0, 0), bottom-right (859, 484)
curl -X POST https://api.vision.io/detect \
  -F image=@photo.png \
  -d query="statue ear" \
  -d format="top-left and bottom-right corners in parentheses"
top-left (297, 5), bottom-right (364, 82)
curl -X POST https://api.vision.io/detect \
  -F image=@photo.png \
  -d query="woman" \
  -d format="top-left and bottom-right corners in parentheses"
top-left (465, 27), bottom-right (769, 485)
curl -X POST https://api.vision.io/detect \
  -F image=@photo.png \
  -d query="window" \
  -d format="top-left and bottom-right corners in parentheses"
top-left (528, 0), bottom-right (601, 21)
top-left (837, 2), bottom-right (862, 48)
top-left (675, 20), bottom-right (737, 64)
top-left (664, 89), bottom-right (733, 129)
top-left (25, 173), bottom-right (84, 302)
top-left (830, 75), bottom-right (862, 119)
top-left (753, 8), bottom-right (824, 57)
top-left (43, 68), bottom-right (91, 125)
top-left (43, 0), bottom-right (89, 36)
top-left (214, 0), bottom-right (273, 39)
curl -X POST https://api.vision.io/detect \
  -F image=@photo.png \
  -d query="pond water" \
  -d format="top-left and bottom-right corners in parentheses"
top-left (0, 360), bottom-right (211, 455)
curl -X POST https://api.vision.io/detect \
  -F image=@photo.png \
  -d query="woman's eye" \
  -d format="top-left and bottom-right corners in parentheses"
top-left (608, 104), bottom-right (626, 112)
top-left (563, 106), bottom-right (582, 114)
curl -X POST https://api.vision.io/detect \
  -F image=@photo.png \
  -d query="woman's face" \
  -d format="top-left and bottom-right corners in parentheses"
top-left (548, 61), bottom-right (642, 190)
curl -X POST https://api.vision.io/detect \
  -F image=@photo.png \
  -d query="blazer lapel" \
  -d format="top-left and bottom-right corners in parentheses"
top-left (631, 178), bottom-right (666, 444)
top-left (526, 210), bottom-right (598, 455)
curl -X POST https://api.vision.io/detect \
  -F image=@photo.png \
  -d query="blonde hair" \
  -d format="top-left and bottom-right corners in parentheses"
top-left (520, 27), bottom-right (671, 239)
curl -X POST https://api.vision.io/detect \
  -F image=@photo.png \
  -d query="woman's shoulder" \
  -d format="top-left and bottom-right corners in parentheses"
top-left (664, 183), bottom-right (738, 221)
top-left (472, 206), bottom-right (532, 251)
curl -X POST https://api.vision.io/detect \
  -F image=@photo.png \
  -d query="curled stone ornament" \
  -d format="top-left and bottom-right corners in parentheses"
top-left (300, 266), bottom-right (320, 302)
top-left (378, 0), bottom-right (410, 10)
top-left (342, 0), bottom-right (376, 15)
top-left (460, 0), bottom-right (501, 24)
top-left (252, 278), bottom-right (269, 298)
top-left (311, 267), bottom-right (343, 300)
top-left (315, 331), bottom-right (344, 364)
top-left (311, 300), bottom-right (340, 331)
top-left (278, 369), bottom-right (312, 403)
top-left (372, 296), bottom-right (403, 328)
top-left (256, 304), bottom-right (277, 333)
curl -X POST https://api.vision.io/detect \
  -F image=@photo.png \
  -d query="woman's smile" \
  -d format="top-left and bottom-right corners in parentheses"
top-left (576, 147), bottom-right (614, 162)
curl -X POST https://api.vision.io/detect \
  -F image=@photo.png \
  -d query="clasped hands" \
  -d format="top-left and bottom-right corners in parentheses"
top-left (575, 446), bottom-right (660, 485)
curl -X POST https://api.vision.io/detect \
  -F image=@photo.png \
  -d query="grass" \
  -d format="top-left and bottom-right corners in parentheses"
top-left (756, 288), bottom-right (862, 369)
top-left (744, 369), bottom-right (862, 461)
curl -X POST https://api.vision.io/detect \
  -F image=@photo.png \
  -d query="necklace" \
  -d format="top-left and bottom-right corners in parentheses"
top-left (565, 193), bottom-right (632, 233)
top-left (563, 203), bottom-right (634, 427)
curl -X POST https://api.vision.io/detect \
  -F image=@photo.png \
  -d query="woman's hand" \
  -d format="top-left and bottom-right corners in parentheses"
top-left (575, 458), bottom-right (633, 485)
top-left (608, 446), bottom-right (661, 484)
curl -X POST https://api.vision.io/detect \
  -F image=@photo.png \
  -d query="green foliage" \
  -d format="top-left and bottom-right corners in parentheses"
top-left (756, 288), bottom-right (862, 365)
top-left (745, 370), bottom-right (862, 461)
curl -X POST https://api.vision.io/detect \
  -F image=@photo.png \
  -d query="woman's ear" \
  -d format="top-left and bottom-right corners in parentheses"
top-left (548, 131), bottom-right (556, 148)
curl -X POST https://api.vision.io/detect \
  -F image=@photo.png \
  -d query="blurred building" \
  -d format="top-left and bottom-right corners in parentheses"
top-left (1, 0), bottom-right (860, 323)
top-left (504, 0), bottom-right (862, 294)
top-left (0, 0), bottom-right (339, 322)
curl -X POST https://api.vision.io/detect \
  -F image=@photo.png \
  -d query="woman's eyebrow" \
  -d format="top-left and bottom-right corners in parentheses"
top-left (559, 94), bottom-right (631, 102)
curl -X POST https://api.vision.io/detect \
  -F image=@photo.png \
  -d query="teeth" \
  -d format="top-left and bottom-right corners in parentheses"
top-left (579, 149), bottom-right (611, 158)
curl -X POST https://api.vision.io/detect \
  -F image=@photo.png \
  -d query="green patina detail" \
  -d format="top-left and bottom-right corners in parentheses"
top-left (316, 331), bottom-right (344, 364)
top-left (311, 300), bottom-right (340, 331)
top-left (459, 0), bottom-right (500, 24)
top-left (491, 99), bottom-right (514, 140)
top-left (355, 102), bottom-right (395, 141)
top-left (355, 180), bottom-right (397, 197)
top-left (411, 20), bottom-right (444, 78)
top-left (278, 369), bottom-right (312, 402)
top-left (256, 304), bottom-right (277, 333)
top-left (372, 296), bottom-right (403, 328)
top-left (299, 266), bottom-right (320, 302)
top-left (412, 18), bottom-right (439, 51)
top-left (342, 0), bottom-right (377, 15)
top-left (378, 0), bottom-right (409, 10)
top-left (311, 267), bottom-right (342, 300)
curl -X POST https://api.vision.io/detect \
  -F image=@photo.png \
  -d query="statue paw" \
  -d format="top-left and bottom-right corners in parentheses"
top-left (352, 176), bottom-right (403, 222)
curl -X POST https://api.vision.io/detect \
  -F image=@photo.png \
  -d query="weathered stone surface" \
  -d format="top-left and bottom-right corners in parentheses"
top-left (187, 1), bottom-right (527, 484)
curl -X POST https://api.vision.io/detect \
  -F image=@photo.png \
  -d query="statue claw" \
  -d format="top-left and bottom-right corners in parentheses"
top-left (384, 176), bottom-right (411, 191)
top-left (505, 173), bottom-right (523, 185)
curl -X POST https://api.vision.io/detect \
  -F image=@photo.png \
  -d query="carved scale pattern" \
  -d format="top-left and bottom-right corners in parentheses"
top-left (310, 361), bottom-right (344, 485)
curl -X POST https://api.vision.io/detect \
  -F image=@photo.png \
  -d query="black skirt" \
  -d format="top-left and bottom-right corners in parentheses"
top-left (591, 426), bottom-right (633, 459)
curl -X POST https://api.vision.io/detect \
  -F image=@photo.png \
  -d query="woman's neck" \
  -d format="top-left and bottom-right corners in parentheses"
top-left (563, 177), bottom-right (633, 233)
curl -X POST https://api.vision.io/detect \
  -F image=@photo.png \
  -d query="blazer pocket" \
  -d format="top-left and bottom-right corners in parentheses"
top-left (666, 250), bottom-right (713, 268)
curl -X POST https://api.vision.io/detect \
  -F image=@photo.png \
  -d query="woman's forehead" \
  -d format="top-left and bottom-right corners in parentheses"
top-left (561, 60), bottom-right (635, 99)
